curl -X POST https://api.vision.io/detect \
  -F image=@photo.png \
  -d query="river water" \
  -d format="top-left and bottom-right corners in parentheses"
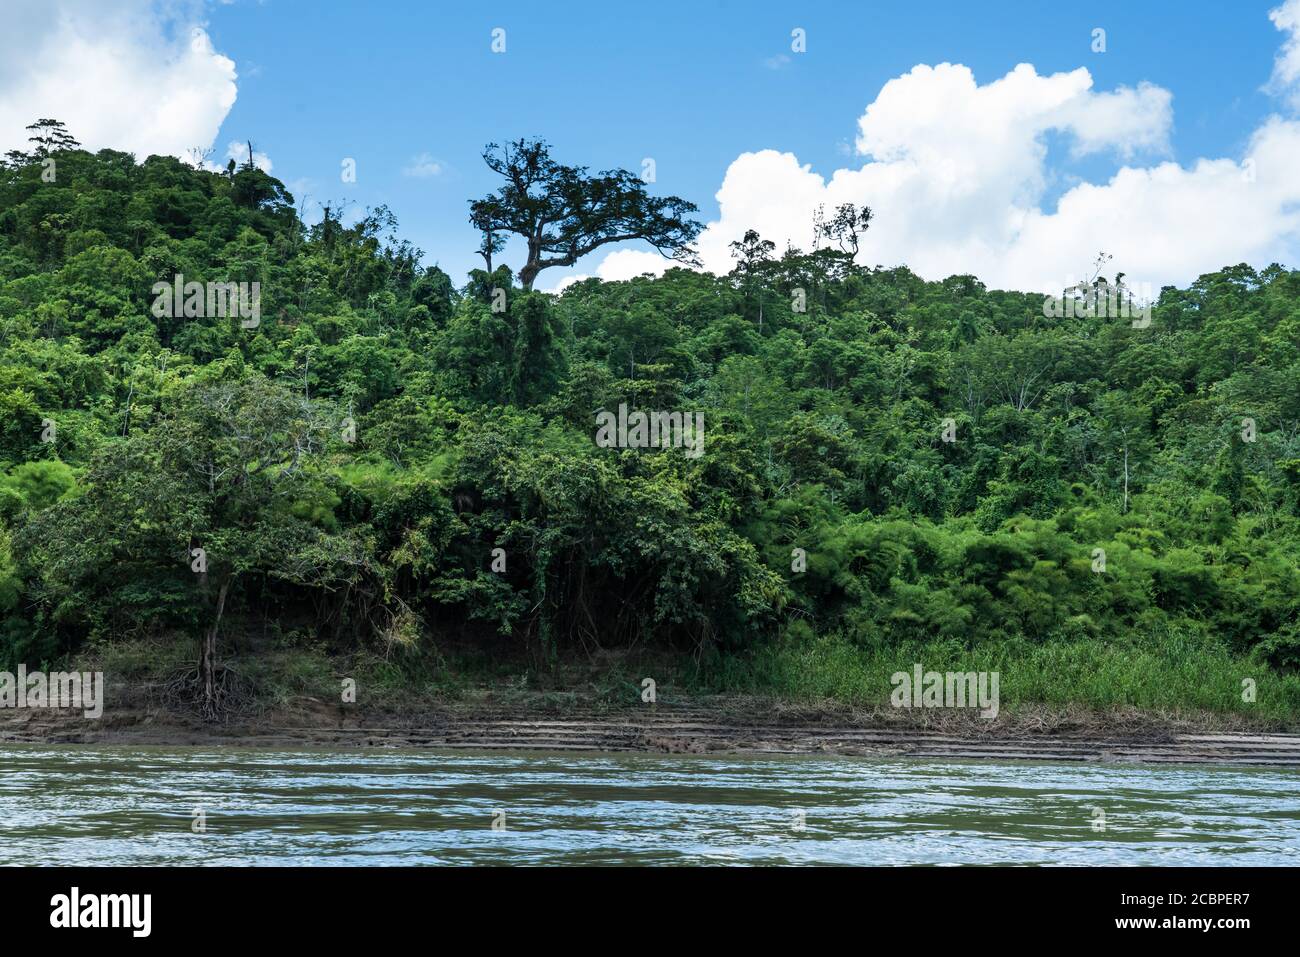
top-left (2, 746), bottom-right (1298, 865)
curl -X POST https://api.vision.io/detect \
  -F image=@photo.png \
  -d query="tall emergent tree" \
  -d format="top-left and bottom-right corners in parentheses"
top-left (468, 139), bottom-right (703, 290)
top-left (24, 118), bottom-right (81, 156)
top-left (3, 118), bottom-right (80, 166)
top-left (814, 202), bottom-right (873, 257)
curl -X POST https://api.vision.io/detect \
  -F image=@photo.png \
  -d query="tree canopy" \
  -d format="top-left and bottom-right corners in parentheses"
top-left (468, 138), bottom-right (702, 290)
top-left (2, 123), bottom-right (1299, 717)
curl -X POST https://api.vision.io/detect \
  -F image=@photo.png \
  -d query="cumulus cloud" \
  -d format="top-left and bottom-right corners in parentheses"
top-left (597, 6), bottom-right (1300, 293)
top-left (591, 249), bottom-right (676, 282)
top-left (540, 249), bottom-right (678, 293)
top-left (402, 153), bottom-right (444, 178)
top-left (542, 274), bottom-right (589, 295)
top-left (0, 0), bottom-right (238, 160)
top-left (1268, 0), bottom-right (1300, 108)
top-left (220, 139), bottom-right (271, 173)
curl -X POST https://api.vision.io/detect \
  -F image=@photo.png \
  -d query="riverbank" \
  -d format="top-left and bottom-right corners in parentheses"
top-left (5, 693), bottom-right (1300, 766)
top-left (3, 631), bottom-right (1297, 765)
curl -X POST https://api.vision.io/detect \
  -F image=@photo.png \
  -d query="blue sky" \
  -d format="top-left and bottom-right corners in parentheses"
top-left (195, 0), bottom-right (1289, 286)
top-left (4, 0), bottom-right (1299, 291)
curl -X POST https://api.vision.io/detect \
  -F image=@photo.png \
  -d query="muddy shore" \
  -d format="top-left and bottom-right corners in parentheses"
top-left (3, 695), bottom-right (1299, 766)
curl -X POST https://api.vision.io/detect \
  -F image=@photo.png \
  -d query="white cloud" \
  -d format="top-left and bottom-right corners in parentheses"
top-left (1268, 0), bottom-right (1300, 108)
top-left (595, 8), bottom-right (1300, 293)
top-left (402, 153), bottom-right (444, 178)
top-left (218, 139), bottom-right (271, 173)
top-left (539, 249), bottom-right (675, 294)
top-left (541, 274), bottom-right (589, 295)
top-left (592, 249), bottom-right (674, 282)
top-left (0, 0), bottom-right (238, 160)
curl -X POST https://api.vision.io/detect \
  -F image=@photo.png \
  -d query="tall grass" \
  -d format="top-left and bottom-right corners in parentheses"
top-left (706, 630), bottom-right (1300, 725)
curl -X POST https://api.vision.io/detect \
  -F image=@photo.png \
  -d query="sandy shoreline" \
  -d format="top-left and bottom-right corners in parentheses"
top-left (3, 697), bottom-right (1300, 766)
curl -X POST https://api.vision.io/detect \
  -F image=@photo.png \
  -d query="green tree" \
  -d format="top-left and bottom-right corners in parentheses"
top-left (468, 139), bottom-right (703, 290)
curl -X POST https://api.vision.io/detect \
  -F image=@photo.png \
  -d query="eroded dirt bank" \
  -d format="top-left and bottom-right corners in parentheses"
top-left (3, 696), bottom-right (1299, 766)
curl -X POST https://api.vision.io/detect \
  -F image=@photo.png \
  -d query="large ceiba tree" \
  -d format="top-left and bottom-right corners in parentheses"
top-left (469, 138), bottom-right (703, 290)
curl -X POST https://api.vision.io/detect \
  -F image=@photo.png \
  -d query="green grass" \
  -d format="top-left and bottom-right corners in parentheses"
top-left (703, 629), bottom-right (1300, 725)
top-left (71, 624), bottom-right (1300, 728)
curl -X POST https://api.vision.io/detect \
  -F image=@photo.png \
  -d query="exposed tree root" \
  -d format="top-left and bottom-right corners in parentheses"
top-left (161, 664), bottom-right (253, 723)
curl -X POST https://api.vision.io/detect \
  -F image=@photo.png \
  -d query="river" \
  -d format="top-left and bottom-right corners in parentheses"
top-left (2, 746), bottom-right (1298, 865)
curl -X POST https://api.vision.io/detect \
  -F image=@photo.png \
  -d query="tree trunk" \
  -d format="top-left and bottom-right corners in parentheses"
top-left (200, 576), bottom-right (231, 715)
top-left (1122, 444), bottom-right (1130, 514)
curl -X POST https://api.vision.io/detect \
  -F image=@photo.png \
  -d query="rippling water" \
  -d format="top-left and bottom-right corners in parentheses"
top-left (2, 746), bottom-right (1298, 865)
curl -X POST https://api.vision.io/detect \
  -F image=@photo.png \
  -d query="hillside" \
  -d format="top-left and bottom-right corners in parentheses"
top-left (2, 137), bottom-right (1299, 724)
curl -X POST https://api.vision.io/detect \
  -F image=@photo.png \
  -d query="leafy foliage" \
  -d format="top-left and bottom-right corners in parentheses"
top-left (2, 131), bottom-right (1299, 697)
